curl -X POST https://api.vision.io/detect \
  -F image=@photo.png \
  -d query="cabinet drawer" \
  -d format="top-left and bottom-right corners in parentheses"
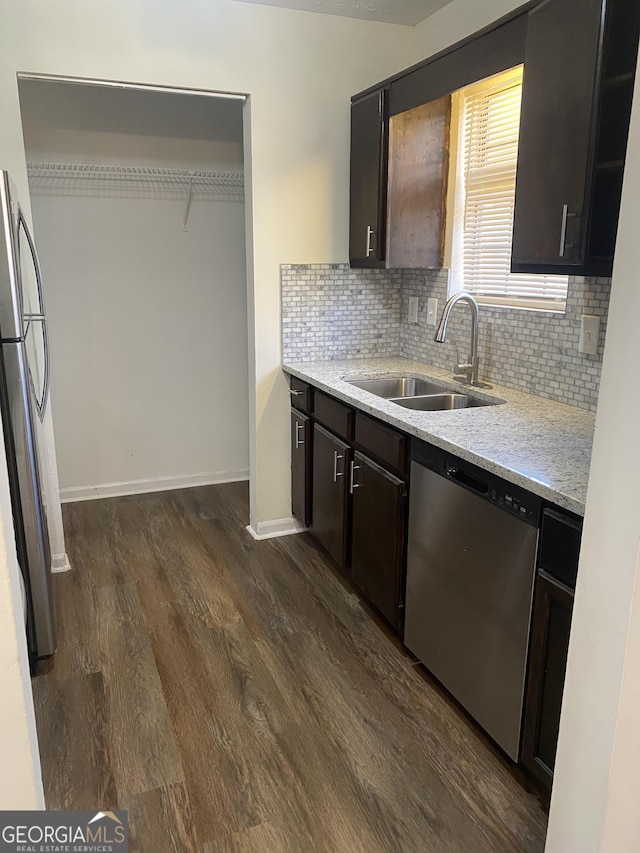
top-left (538, 508), bottom-right (582, 590)
top-left (355, 412), bottom-right (407, 474)
top-left (289, 377), bottom-right (312, 413)
top-left (314, 391), bottom-right (354, 441)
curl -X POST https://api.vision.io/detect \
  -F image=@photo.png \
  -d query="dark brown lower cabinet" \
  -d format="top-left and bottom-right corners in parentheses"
top-left (350, 452), bottom-right (407, 630)
top-left (522, 571), bottom-right (574, 791)
top-left (311, 424), bottom-right (350, 571)
top-left (291, 408), bottom-right (311, 527)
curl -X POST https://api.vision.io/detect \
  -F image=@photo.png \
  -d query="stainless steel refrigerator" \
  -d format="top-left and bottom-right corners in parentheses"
top-left (0, 170), bottom-right (54, 660)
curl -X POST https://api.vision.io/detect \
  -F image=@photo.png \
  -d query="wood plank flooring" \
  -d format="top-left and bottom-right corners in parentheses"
top-left (32, 483), bottom-right (548, 852)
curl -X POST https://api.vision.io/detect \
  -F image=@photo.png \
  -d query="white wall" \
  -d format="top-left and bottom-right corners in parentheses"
top-left (0, 0), bottom-right (416, 801)
top-left (31, 192), bottom-right (249, 499)
top-left (413, 0), bottom-right (527, 54)
top-left (21, 82), bottom-right (249, 499)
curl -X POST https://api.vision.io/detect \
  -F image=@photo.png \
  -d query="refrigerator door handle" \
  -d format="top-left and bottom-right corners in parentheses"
top-left (17, 209), bottom-right (49, 420)
top-left (18, 208), bottom-right (46, 315)
top-left (39, 316), bottom-right (50, 422)
top-left (24, 316), bottom-right (50, 422)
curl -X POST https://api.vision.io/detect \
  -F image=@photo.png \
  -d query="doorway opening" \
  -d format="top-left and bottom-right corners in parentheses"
top-left (17, 74), bottom-right (252, 506)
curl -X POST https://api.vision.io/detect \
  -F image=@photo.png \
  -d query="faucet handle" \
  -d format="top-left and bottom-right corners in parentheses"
top-left (454, 362), bottom-right (474, 384)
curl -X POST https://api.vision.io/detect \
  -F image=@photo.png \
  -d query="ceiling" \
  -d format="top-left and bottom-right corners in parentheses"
top-left (229, 0), bottom-right (455, 27)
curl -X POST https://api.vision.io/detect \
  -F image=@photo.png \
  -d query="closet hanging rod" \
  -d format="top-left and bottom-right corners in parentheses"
top-left (26, 162), bottom-right (244, 188)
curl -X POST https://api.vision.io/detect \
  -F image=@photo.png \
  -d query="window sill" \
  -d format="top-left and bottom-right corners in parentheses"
top-left (472, 297), bottom-right (567, 316)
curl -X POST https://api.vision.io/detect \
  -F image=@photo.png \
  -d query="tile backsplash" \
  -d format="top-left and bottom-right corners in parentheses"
top-left (281, 263), bottom-right (611, 411)
top-left (281, 264), bottom-right (402, 360)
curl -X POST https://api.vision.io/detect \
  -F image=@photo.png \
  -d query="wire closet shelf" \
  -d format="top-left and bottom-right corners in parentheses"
top-left (26, 162), bottom-right (245, 229)
top-left (26, 161), bottom-right (244, 197)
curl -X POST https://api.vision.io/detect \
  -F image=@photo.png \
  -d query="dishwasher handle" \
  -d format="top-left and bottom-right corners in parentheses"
top-left (446, 464), bottom-right (489, 495)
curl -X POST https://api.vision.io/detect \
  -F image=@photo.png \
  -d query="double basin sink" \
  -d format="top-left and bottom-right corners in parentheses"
top-left (346, 376), bottom-right (503, 412)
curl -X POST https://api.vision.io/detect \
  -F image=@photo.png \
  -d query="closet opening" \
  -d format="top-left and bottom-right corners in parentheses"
top-left (17, 75), bottom-right (251, 505)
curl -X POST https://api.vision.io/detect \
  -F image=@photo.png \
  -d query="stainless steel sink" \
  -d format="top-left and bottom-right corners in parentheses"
top-left (394, 393), bottom-right (497, 411)
top-left (347, 376), bottom-right (451, 398)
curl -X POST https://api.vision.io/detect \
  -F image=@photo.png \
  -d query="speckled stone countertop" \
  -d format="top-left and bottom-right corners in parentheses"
top-left (283, 357), bottom-right (595, 516)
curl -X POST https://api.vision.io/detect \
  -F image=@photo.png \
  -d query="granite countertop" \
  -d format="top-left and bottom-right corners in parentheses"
top-left (283, 357), bottom-right (595, 516)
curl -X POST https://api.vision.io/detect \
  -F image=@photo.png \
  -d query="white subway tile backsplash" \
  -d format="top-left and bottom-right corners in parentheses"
top-left (281, 264), bottom-right (402, 361)
top-left (281, 264), bottom-right (610, 412)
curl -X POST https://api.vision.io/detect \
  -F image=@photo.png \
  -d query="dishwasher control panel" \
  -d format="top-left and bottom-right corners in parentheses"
top-left (488, 486), bottom-right (538, 524)
top-left (413, 437), bottom-right (542, 527)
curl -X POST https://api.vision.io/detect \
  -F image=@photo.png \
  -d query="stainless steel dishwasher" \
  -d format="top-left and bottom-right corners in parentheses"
top-left (405, 439), bottom-right (541, 761)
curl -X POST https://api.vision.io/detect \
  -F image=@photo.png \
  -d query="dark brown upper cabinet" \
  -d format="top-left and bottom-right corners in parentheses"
top-left (512, 0), bottom-right (640, 275)
top-left (386, 96), bottom-right (451, 269)
top-left (349, 89), bottom-right (388, 268)
top-left (350, 0), bottom-right (638, 278)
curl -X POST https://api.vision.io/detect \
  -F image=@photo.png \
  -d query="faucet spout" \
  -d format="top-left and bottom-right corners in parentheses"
top-left (434, 292), bottom-right (481, 386)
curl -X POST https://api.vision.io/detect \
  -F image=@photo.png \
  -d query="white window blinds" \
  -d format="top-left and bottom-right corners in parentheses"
top-left (460, 69), bottom-right (568, 310)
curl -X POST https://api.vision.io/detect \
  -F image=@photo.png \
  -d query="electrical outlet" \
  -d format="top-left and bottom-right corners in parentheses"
top-left (408, 296), bottom-right (419, 324)
top-left (578, 315), bottom-right (600, 356)
top-left (426, 298), bottom-right (438, 327)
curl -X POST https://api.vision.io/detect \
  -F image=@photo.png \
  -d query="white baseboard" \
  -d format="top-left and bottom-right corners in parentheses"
top-left (246, 517), bottom-right (306, 540)
top-left (51, 552), bottom-right (71, 573)
top-left (60, 470), bottom-right (249, 503)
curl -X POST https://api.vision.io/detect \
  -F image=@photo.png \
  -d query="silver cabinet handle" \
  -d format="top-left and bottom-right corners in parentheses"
top-left (349, 460), bottom-right (362, 494)
top-left (366, 225), bottom-right (375, 257)
top-left (333, 451), bottom-right (344, 482)
top-left (295, 422), bottom-right (304, 449)
top-left (559, 204), bottom-right (577, 258)
top-left (290, 389), bottom-right (304, 396)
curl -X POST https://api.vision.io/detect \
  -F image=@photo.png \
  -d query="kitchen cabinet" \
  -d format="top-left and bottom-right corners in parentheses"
top-left (289, 376), bottom-right (312, 414)
top-left (388, 12), bottom-right (528, 117)
top-left (311, 424), bottom-right (351, 571)
top-left (349, 0), bottom-right (638, 277)
top-left (349, 89), bottom-right (388, 268)
top-left (287, 371), bottom-right (590, 785)
top-left (350, 451), bottom-right (407, 630)
top-left (522, 573), bottom-right (574, 790)
top-left (522, 507), bottom-right (582, 791)
top-left (291, 380), bottom-right (408, 626)
top-left (386, 97), bottom-right (451, 269)
top-left (314, 390), bottom-right (353, 441)
top-left (291, 409), bottom-right (311, 527)
top-left (512, 0), bottom-right (640, 275)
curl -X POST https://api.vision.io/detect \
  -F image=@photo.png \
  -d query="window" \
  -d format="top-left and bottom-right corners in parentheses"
top-left (448, 67), bottom-right (568, 311)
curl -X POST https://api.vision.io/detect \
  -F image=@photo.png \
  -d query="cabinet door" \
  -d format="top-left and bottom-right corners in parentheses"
top-left (350, 89), bottom-right (388, 268)
top-left (291, 409), bottom-right (311, 527)
top-left (511, 0), bottom-right (604, 270)
top-left (522, 572), bottom-right (574, 791)
top-left (311, 424), bottom-right (350, 571)
top-left (350, 452), bottom-right (407, 629)
top-left (386, 96), bottom-right (451, 269)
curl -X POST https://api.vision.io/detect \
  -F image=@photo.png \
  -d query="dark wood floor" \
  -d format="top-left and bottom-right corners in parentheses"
top-left (32, 483), bottom-right (547, 852)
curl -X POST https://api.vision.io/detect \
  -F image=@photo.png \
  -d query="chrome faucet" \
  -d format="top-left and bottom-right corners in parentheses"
top-left (435, 292), bottom-right (481, 386)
